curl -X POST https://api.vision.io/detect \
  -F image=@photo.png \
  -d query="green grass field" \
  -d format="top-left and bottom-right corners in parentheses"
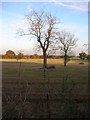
top-left (2, 59), bottom-right (88, 118)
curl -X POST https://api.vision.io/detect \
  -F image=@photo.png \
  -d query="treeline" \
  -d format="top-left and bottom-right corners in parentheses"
top-left (1, 50), bottom-right (90, 60)
top-left (1, 50), bottom-right (67, 59)
top-left (79, 52), bottom-right (90, 60)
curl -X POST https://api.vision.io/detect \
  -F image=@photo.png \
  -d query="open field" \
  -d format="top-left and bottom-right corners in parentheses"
top-left (0, 58), bottom-right (88, 64)
top-left (2, 59), bottom-right (88, 118)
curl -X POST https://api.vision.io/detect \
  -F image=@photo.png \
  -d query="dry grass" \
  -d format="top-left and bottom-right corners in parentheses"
top-left (2, 59), bottom-right (88, 118)
top-left (1, 58), bottom-right (88, 64)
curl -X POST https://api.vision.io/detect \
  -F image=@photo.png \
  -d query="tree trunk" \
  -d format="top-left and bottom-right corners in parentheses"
top-left (64, 52), bottom-right (67, 67)
top-left (43, 50), bottom-right (47, 68)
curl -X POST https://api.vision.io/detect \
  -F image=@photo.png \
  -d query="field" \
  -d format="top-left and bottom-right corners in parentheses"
top-left (2, 59), bottom-right (88, 118)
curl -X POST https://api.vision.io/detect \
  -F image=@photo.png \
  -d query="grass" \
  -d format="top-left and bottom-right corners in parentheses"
top-left (2, 58), bottom-right (88, 118)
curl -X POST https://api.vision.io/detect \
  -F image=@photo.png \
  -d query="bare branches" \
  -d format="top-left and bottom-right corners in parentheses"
top-left (25, 10), bottom-right (57, 52)
top-left (57, 31), bottom-right (77, 66)
top-left (58, 31), bottom-right (77, 53)
top-left (25, 10), bottom-right (45, 40)
top-left (16, 28), bottom-right (31, 36)
top-left (17, 10), bottom-right (57, 68)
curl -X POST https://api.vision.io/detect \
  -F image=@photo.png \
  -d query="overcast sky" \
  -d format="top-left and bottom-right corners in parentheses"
top-left (0, 0), bottom-right (89, 55)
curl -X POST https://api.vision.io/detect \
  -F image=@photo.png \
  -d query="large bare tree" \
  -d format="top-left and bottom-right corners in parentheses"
top-left (17, 10), bottom-right (57, 68)
top-left (57, 31), bottom-right (77, 66)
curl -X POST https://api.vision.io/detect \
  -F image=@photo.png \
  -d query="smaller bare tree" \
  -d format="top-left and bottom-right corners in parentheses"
top-left (57, 31), bottom-right (77, 66)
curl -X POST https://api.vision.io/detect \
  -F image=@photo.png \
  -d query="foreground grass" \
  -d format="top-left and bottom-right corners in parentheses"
top-left (2, 59), bottom-right (88, 118)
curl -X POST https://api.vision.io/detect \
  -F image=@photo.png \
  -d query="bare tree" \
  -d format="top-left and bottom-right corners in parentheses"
top-left (57, 31), bottom-right (77, 66)
top-left (17, 10), bottom-right (57, 68)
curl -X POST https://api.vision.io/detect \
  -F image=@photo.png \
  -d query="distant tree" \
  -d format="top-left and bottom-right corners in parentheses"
top-left (17, 52), bottom-right (24, 59)
top-left (57, 31), bottom-right (77, 66)
top-left (79, 52), bottom-right (87, 60)
top-left (87, 54), bottom-right (90, 60)
top-left (39, 55), bottom-right (43, 59)
top-left (17, 10), bottom-right (57, 68)
top-left (6, 50), bottom-right (16, 58)
top-left (24, 55), bottom-right (30, 59)
top-left (32, 54), bottom-right (39, 59)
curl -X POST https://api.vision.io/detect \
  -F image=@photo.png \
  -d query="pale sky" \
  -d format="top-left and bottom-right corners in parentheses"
top-left (0, 0), bottom-right (89, 55)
